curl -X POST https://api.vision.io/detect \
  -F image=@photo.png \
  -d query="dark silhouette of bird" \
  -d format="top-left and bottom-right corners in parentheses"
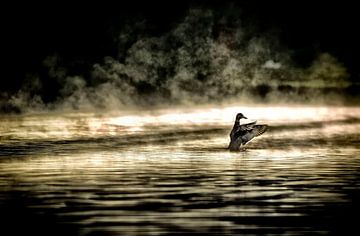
top-left (228, 113), bottom-right (267, 151)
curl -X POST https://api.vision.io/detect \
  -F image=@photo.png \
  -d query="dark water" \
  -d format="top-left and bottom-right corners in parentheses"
top-left (1, 106), bottom-right (360, 235)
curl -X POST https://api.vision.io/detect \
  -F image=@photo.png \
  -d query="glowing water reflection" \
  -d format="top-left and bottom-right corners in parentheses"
top-left (0, 105), bottom-right (359, 235)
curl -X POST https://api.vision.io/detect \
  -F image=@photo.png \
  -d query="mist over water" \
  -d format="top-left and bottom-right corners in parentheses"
top-left (1, 2), bottom-right (360, 235)
top-left (1, 105), bottom-right (360, 235)
top-left (2, 7), bottom-right (353, 113)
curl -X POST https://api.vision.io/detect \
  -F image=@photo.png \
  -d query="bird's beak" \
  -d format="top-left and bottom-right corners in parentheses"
top-left (243, 116), bottom-right (247, 119)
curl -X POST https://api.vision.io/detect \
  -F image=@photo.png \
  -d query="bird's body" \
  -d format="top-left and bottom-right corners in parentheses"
top-left (228, 113), bottom-right (267, 151)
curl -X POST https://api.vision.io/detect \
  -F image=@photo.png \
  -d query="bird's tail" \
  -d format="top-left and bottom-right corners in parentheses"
top-left (254, 125), bottom-right (268, 137)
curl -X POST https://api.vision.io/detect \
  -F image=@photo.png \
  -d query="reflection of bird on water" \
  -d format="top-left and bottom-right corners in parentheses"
top-left (228, 113), bottom-right (268, 151)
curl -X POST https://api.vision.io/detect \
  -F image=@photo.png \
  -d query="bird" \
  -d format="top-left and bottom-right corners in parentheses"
top-left (228, 113), bottom-right (268, 151)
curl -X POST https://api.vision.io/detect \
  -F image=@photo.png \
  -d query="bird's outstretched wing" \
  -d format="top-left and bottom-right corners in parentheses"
top-left (241, 120), bottom-right (257, 131)
top-left (232, 120), bottom-right (257, 139)
top-left (241, 125), bottom-right (268, 145)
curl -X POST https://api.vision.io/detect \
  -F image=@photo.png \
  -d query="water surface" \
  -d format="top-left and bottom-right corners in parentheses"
top-left (1, 106), bottom-right (359, 235)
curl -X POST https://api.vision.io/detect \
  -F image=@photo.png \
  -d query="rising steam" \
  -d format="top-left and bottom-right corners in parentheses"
top-left (4, 8), bottom-right (350, 113)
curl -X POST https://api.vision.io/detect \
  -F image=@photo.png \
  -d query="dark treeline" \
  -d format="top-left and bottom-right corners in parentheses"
top-left (1, 0), bottom-right (359, 112)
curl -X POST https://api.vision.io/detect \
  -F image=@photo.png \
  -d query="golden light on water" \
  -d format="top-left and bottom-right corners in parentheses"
top-left (1, 104), bottom-right (359, 172)
top-left (1, 105), bottom-right (360, 235)
top-left (1, 105), bottom-right (359, 143)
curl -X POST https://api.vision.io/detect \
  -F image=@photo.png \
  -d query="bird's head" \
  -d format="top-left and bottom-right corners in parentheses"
top-left (236, 113), bottom-right (247, 121)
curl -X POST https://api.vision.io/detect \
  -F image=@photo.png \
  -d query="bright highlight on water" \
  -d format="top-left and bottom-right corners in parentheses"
top-left (1, 105), bottom-right (359, 235)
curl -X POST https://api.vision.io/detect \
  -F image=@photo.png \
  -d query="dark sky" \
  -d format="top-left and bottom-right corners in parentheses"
top-left (2, 0), bottom-right (359, 94)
